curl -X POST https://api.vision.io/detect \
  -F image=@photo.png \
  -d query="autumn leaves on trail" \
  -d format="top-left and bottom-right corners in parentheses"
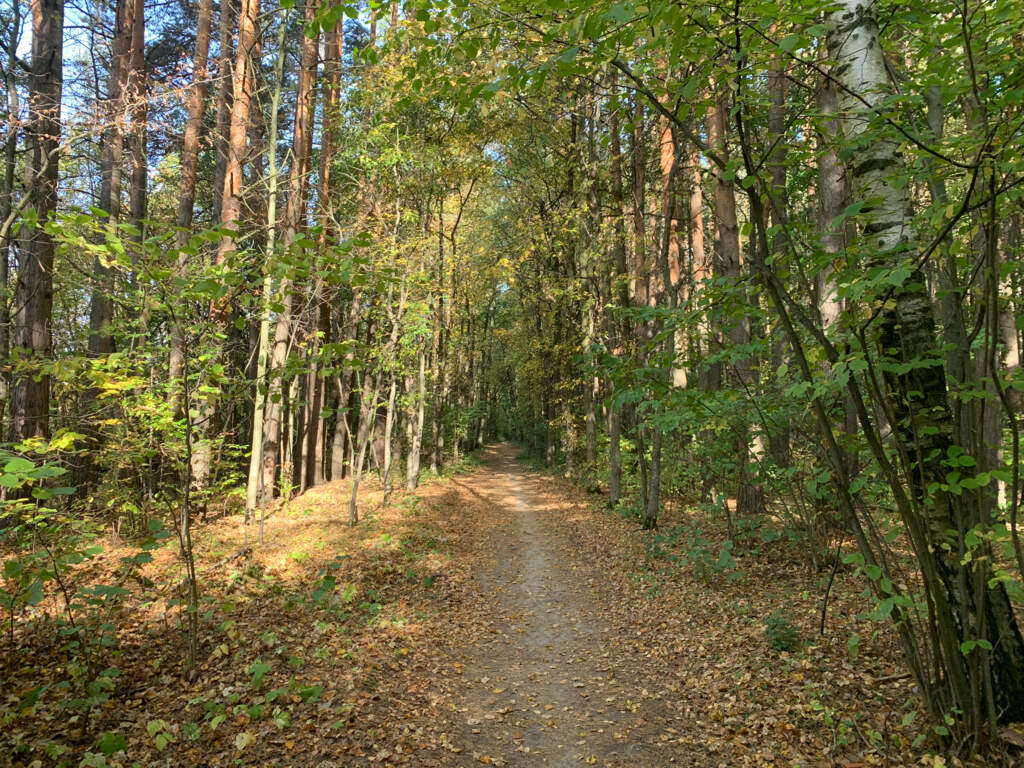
top-left (0, 441), bottom-right (962, 765)
top-left (442, 445), bottom-right (675, 766)
top-left (407, 445), bottom-right (925, 767)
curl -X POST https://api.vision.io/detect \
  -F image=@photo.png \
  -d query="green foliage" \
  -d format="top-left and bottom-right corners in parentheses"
top-left (2, 444), bottom-right (173, 733)
top-left (644, 523), bottom-right (742, 583)
top-left (613, 499), bottom-right (644, 524)
top-left (763, 613), bottom-right (801, 652)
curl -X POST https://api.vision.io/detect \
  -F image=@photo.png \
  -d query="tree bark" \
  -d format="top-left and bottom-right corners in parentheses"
top-left (168, 0), bottom-right (214, 414)
top-left (211, 0), bottom-right (234, 224)
top-left (261, 0), bottom-right (318, 500)
top-left (8, 0), bottom-right (63, 443)
top-left (607, 71), bottom-right (628, 507)
top-left (827, 0), bottom-right (1024, 726)
top-left (191, 0), bottom-right (260, 500)
top-left (245, 8), bottom-right (287, 522)
top-left (125, 0), bottom-right (146, 259)
top-left (406, 349), bottom-right (426, 490)
top-left (0, 0), bottom-right (17, 430)
top-left (707, 86), bottom-right (763, 515)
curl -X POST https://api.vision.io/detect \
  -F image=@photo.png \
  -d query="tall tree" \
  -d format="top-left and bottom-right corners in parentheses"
top-left (8, 0), bottom-right (63, 443)
top-left (168, 0), bottom-right (215, 414)
top-left (261, 0), bottom-right (318, 503)
top-left (191, 0), bottom-right (261, 496)
top-left (824, 0), bottom-right (1024, 728)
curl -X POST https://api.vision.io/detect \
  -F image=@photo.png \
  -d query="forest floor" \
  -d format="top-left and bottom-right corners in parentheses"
top-left (2, 443), bottom-right (1004, 767)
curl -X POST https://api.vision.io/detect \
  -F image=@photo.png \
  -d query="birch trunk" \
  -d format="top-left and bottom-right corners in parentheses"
top-left (827, 0), bottom-right (1024, 726)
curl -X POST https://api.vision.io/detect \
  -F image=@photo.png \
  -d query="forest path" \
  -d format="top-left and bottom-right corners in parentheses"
top-left (429, 443), bottom-right (687, 767)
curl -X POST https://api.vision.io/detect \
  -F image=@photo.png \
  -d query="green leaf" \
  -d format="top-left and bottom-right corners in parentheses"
top-left (248, 660), bottom-right (272, 688)
top-left (778, 34), bottom-right (802, 52)
top-left (4, 457), bottom-right (34, 474)
top-left (846, 632), bottom-right (861, 659)
top-left (558, 46), bottom-right (580, 64)
top-left (97, 731), bottom-right (127, 756)
top-left (870, 597), bottom-right (895, 621)
top-left (32, 464), bottom-right (66, 478)
top-left (604, 2), bottom-right (633, 23)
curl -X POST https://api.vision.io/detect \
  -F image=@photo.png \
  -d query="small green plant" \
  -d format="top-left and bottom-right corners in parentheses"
top-left (146, 719), bottom-right (174, 751)
top-left (764, 612), bottom-right (801, 651)
top-left (3, 442), bottom-right (170, 736)
top-left (644, 522), bottom-right (741, 582)
top-left (613, 499), bottom-right (644, 524)
top-left (399, 494), bottom-right (421, 516)
top-left (247, 659), bottom-right (273, 688)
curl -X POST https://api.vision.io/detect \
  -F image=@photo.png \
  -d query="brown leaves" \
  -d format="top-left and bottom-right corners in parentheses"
top-left (0, 445), bottom-right (1005, 766)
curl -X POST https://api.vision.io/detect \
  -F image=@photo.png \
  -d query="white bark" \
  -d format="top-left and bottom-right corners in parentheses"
top-left (826, 0), bottom-right (913, 254)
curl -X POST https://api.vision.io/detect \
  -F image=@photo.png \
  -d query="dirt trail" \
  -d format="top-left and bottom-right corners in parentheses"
top-left (438, 444), bottom-right (682, 767)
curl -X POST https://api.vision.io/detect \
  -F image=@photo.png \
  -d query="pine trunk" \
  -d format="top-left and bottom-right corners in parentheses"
top-left (8, 0), bottom-right (63, 443)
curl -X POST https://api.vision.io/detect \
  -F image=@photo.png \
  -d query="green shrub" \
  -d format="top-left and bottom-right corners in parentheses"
top-left (764, 612), bottom-right (801, 651)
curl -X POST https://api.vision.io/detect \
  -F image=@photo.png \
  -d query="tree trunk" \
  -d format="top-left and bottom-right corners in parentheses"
top-left (245, 8), bottom-right (287, 523)
top-left (8, 0), bottom-right (63, 443)
top-left (827, 0), bottom-right (1024, 727)
top-left (168, 0), bottom-right (214, 414)
top-left (211, 0), bottom-right (234, 224)
top-left (707, 86), bottom-right (763, 515)
top-left (260, 0), bottom-right (318, 500)
top-left (89, 0), bottom-right (131, 358)
top-left (406, 349), bottom-right (426, 490)
top-left (382, 376), bottom-right (397, 504)
top-left (330, 289), bottom-right (361, 480)
top-left (608, 393), bottom-right (622, 507)
top-left (0, 1), bottom-right (17, 430)
top-left (349, 362), bottom-right (383, 525)
top-left (191, 0), bottom-right (261, 501)
top-left (607, 72), bottom-right (628, 508)
top-left (125, 0), bottom-right (146, 261)
top-left (306, 16), bottom-right (341, 491)
top-left (765, 51), bottom-right (791, 470)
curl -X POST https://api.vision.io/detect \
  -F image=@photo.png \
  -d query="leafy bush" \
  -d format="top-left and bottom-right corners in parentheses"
top-left (764, 612), bottom-right (801, 652)
top-left (2, 443), bottom-right (171, 732)
top-left (644, 522), bottom-right (741, 582)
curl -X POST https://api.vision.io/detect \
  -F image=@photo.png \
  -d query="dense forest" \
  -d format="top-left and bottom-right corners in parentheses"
top-left (1, 0), bottom-right (1023, 764)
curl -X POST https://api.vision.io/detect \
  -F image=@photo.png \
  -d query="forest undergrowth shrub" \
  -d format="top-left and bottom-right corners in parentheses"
top-left (643, 522), bottom-right (741, 583)
top-left (613, 498), bottom-right (644, 524)
top-left (764, 611), bottom-right (801, 652)
top-left (1, 442), bottom-right (175, 738)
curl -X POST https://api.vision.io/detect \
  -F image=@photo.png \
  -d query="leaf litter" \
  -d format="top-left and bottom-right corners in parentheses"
top-left (0, 444), bottom-right (1003, 766)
